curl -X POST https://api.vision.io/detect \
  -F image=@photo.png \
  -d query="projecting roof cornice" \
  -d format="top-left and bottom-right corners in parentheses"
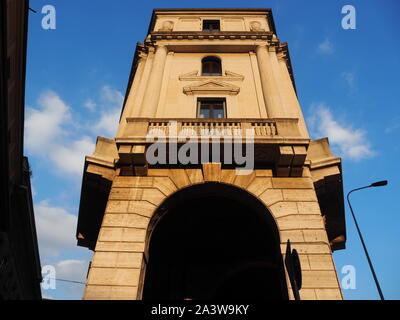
top-left (179, 70), bottom-right (244, 81)
top-left (151, 31), bottom-right (276, 42)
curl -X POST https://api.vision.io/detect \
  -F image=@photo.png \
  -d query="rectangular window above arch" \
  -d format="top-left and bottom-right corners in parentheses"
top-left (197, 98), bottom-right (226, 119)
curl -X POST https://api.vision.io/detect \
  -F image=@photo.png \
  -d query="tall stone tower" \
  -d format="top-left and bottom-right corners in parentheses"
top-left (77, 8), bottom-right (346, 300)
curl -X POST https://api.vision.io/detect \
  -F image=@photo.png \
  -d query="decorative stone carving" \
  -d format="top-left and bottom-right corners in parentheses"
top-left (159, 20), bottom-right (174, 31)
top-left (250, 21), bottom-right (264, 31)
top-left (179, 70), bottom-right (244, 81)
top-left (183, 80), bottom-right (240, 95)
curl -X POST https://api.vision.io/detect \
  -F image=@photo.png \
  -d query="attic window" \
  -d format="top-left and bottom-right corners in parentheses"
top-left (202, 56), bottom-right (222, 76)
top-left (203, 20), bottom-right (220, 32)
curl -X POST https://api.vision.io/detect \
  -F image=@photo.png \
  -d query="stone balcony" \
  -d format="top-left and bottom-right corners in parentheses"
top-left (117, 117), bottom-right (307, 143)
top-left (114, 117), bottom-right (310, 177)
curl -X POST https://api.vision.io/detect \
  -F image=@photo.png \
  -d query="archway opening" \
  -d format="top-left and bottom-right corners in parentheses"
top-left (143, 182), bottom-right (288, 300)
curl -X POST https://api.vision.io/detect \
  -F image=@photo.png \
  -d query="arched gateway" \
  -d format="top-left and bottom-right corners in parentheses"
top-left (143, 182), bottom-right (288, 300)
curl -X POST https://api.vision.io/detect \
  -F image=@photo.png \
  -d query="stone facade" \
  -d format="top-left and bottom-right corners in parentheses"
top-left (77, 9), bottom-right (346, 300)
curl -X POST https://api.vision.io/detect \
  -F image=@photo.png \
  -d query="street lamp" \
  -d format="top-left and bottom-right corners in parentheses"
top-left (346, 180), bottom-right (388, 300)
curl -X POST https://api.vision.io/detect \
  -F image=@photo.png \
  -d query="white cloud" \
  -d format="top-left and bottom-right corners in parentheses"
top-left (88, 86), bottom-right (124, 137)
top-left (25, 86), bottom-right (124, 176)
top-left (34, 200), bottom-right (78, 257)
top-left (84, 99), bottom-right (96, 111)
top-left (54, 259), bottom-right (89, 283)
top-left (50, 136), bottom-right (94, 175)
top-left (93, 108), bottom-right (120, 137)
top-left (308, 103), bottom-right (374, 160)
top-left (25, 90), bottom-right (71, 151)
top-left (100, 85), bottom-right (124, 107)
top-left (318, 38), bottom-right (334, 54)
top-left (25, 91), bottom-right (95, 177)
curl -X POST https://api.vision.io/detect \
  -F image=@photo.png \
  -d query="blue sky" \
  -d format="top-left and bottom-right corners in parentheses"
top-left (25, 0), bottom-right (400, 300)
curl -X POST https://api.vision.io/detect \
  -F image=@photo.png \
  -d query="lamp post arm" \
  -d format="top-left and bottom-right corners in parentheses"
top-left (346, 187), bottom-right (385, 300)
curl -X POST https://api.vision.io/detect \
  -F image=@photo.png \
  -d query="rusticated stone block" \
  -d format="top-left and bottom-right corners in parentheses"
top-left (220, 169), bottom-right (236, 184)
top-left (308, 255), bottom-right (335, 270)
top-left (234, 171), bottom-right (256, 188)
top-left (128, 201), bottom-right (156, 217)
top-left (299, 289), bottom-right (316, 300)
top-left (169, 169), bottom-right (191, 189)
top-left (202, 163), bottom-right (221, 182)
top-left (315, 288), bottom-right (342, 300)
top-left (113, 176), bottom-right (154, 188)
top-left (105, 200), bottom-right (129, 213)
top-left (296, 202), bottom-right (321, 215)
top-left (142, 188), bottom-right (165, 206)
top-left (87, 267), bottom-right (141, 286)
top-left (246, 177), bottom-right (272, 196)
top-left (301, 270), bottom-right (340, 289)
top-left (98, 227), bottom-right (146, 242)
top-left (95, 241), bottom-right (145, 253)
top-left (185, 169), bottom-right (204, 184)
top-left (281, 243), bottom-right (331, 254)
top-left (147, 168), bottom-right (170, 176)
top-left (279, 230), bottom-right (305, 243)
top-left (85, 285), bottom-right (138, 300)
top-left (102, 213), bottom-right (150, 229)
top-left (303, 229), bottom-right (329, 243)
top-left (269, 201), bottom-right (298, 218)
top-left (282, 189), bottom-right (318, 201)
top-left (92, 252), bottom-right (143, 268)
top-left (272, 177), bottom-right (313, 189)
top-left (259, 189), bottom-right (283, 206)
top-left (255, 169), bottom-right (273, 177)
top-left (277, 215), bottom-right (324, 230)
top-left (154, 176), bottom-right (177, 196)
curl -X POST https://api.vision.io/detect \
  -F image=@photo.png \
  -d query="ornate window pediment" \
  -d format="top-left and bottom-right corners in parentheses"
top-left (183, 80), bottom-right (240, 95)
top-left (179, 70), bottom-right (244, 81)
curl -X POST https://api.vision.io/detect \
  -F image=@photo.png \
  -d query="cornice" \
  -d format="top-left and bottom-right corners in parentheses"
top-left (179, 70), bottom-right (244, 81)
top-left (151, 31), bottom-right (276, 42)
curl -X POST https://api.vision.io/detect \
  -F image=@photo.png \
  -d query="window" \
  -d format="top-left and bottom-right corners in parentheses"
top-left (202, 56), bottom-right (222, 76)
top-left (197, 98), bottom-right (226, 119)
top-left (203, 20), bottom-right (220, 32)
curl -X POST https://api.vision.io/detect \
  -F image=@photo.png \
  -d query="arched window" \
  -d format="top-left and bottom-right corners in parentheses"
top-left (202, 56), bottom-right (222, 76)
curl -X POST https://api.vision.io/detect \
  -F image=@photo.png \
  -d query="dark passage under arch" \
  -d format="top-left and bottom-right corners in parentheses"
top-left (143, 182), bottom-right (288, 300)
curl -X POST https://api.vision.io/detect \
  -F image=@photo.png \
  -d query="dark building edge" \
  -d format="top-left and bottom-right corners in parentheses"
top-left (0, 0), bottom-right (42, 300)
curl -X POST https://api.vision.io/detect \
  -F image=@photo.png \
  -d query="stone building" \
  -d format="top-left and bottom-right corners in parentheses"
top-left (0, 0), bottom-right (42, 300)
top-left (77, 8), bottom-right (346, 300)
